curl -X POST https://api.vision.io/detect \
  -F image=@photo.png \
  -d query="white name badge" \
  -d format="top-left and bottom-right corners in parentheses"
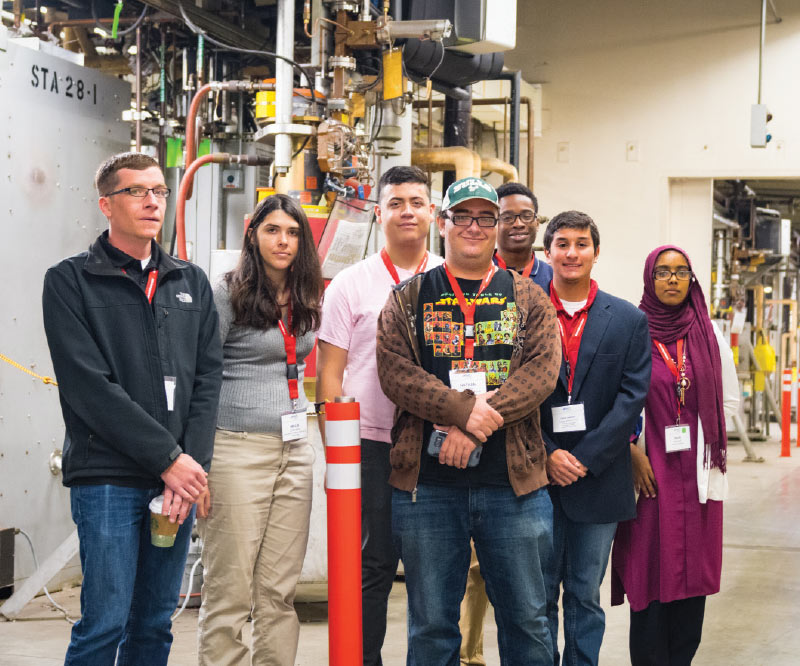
top-left (664, 424), bottom-right (691, 453)
top-left (164, 376), bottom-right (176, 412)
top-left (449, 369), bottom-right (487, 394)
top-left (551, 403), bottom-right (587, 433)
top-left (281, 411), bottom-right (308, 442)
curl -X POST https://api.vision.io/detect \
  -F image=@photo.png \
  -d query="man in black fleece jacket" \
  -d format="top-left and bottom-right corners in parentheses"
top-left (42, 152), bottom-right (222, 665)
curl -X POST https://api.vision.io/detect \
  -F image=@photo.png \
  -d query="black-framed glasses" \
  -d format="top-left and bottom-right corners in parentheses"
top-left (498, 211), bottom-right (536, 224)
top-left (104, 186), bottom-right (172, 199)
top-left (448, 213), bottom-right (498, 228)
top-left (653, 269), bottom-right (693, 281)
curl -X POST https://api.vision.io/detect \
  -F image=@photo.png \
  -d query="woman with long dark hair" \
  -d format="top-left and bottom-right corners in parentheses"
top-left (197, 194), bottom-right (323, 666)
top-left (611, 245), bottom-right (739, 665)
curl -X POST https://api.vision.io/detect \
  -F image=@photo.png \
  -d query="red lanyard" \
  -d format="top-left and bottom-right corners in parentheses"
top-left (556, 312), bottom-right (588, 401)
top-left (380, 248), bottom-right (429, 285)
top-left (550, 282), bottom-right (597, 402)
top-left (444, 263), bottom-right (497, 361)
top-left (122, 267), bottom-right (158, 304)
top-left (145, 270), bottom-right (158, 304)
top-left (494, 252), bottom-right (535, 279)
top-left (654, 338), bottom-right (686, 422)
top-left (277, 304), bottom-right (299, 404)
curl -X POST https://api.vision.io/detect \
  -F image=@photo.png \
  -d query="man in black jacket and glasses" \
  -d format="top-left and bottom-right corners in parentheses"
top-left (43, 152), bottom-right (222, 666)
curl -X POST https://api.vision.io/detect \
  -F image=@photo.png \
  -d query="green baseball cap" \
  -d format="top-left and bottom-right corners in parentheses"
top-left (441, 177), bottom-right (499, 212)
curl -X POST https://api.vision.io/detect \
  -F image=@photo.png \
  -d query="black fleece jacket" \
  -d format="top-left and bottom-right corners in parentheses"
top-left (42, 233), bottom-right (223, 487)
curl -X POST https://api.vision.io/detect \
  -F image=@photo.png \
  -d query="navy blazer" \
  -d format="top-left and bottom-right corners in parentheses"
top-left (540, 288), bottom-right (651, 524)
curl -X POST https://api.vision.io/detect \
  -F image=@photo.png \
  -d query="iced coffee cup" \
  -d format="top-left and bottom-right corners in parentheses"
top-left (149, 494), bottom-right (179, 548)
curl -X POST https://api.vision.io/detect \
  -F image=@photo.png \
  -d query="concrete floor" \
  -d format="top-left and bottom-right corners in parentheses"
top-left (2, 437), bottom-right (799, 665)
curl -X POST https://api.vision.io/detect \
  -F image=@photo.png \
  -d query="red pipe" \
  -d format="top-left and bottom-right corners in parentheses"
top-left (183, 83), bottom-right (213, 201)
top-left (176, 152), bottom-right (272, 261)
top-left (183, 81), bottom-right (276, 200)
top-left (175, 153), bottom-right (225, 260)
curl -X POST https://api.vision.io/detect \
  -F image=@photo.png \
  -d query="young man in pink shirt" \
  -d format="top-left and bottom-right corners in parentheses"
top-left (316, 166), bottom-right (443, 666)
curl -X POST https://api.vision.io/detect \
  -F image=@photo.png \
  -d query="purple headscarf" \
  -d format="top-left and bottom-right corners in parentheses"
top-left (639, 245), bottom-right (727, 471)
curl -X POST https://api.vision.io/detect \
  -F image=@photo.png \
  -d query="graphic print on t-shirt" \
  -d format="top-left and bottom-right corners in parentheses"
top-left (420, 282), bottom-right (517, 387)
top-left (416, 267), bottom-right (517, 487)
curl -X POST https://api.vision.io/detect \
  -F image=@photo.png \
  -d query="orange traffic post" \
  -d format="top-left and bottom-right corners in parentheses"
top-left (325, 397), bottom-right (363, 665)
top-left (781, 368), bottom-right (792, 457)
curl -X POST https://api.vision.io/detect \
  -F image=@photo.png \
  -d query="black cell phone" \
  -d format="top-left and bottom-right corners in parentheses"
top-left (467, 446), bottom-right (482, 467)
top-left (427, 429), bottom-right (448, 457)
top-left (427, 429), bottom-right (482, 467)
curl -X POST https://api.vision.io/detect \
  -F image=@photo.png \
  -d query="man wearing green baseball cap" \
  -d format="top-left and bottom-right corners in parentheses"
top-left (376, 177), bottom-right (561, 664)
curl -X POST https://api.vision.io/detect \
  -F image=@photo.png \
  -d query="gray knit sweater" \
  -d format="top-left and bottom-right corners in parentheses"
top-left (214, 280), bottom-right (316, 434)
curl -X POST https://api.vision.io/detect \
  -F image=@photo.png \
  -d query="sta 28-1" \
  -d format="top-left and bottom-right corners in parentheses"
top-left (31, 64), bottom-right (97, 104)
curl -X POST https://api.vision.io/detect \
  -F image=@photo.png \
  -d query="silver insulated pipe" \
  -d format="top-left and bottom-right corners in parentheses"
top-left (274, 0), bottom-right (295, 175)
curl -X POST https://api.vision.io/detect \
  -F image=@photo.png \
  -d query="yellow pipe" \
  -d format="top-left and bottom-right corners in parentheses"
top-left (411, 147), bottom-right (481, 180)
top-left (779, 331), bottom-right (790, 381)
top-left (481, 156), bottom-right (519, 183)
top-left (471, 151), bottom-right (482, 179)
top-left (273, 176), bottom-right (291, 195)
top-left (754, 285), bottom-right (764, 333)
top-left (766, 299), bottom-right (798, 367)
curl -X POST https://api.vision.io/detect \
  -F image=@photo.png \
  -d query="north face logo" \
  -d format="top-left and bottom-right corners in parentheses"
top-left (176, 292), bottom-right (193, 303)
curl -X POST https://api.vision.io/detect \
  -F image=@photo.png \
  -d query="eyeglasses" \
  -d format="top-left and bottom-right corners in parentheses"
top-left (653, 269), bottom-right (693, 281)
top-left (448, 213), bottom-right (498, 228)
top-left (104, 186), bottom-right (172, 199)
top-left (498, 211), bottom-right (536, 224)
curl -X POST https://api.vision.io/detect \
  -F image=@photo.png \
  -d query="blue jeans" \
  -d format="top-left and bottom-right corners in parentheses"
top-left (65, 485), bottom-right (194, 666)
top-left (393, 484), bottom-right (553, 666)
top-left (545, 498), bottom-right (617, 666)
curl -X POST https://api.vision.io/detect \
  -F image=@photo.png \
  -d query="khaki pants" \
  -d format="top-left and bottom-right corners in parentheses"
top-left (459, 541), bottom-right (490, 665)
top-left (198, 429), bottom-right (313, 666)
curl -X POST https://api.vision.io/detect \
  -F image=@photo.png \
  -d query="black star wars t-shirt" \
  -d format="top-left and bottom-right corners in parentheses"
top-left (416, 265), bottom-right (518, 487)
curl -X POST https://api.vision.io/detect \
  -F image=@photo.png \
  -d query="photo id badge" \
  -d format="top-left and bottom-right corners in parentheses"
top-left (164, 376), bottom-right (176, 412)
top-left (551, 403), bottom-right (587, 433)
top-left (281, 411), bottom-right (308, 442)
top-left (449, 369), bottom-right (487, 394)
top-left (664, 424), bottom-right (691, 453)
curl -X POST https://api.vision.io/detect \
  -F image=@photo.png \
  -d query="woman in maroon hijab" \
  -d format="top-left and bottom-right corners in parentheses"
top-left (611, 245), bottom-right (739, 665)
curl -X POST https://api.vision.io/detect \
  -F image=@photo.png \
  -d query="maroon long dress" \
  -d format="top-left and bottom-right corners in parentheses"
top-left (611, 339), bottom-right (723, 611)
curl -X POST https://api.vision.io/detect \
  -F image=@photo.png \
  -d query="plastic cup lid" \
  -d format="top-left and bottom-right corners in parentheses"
top-left (149, 494), bottom-right (164, 513)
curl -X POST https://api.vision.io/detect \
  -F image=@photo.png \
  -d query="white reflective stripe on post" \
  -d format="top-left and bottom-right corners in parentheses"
top-left (327, 463), bottom-right (361, 489)
top-left (325, 419), bottom-right (360, 447)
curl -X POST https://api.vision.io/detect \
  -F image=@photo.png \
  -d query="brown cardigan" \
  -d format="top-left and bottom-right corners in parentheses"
top-left (376, 268), bottom-right (561, 496)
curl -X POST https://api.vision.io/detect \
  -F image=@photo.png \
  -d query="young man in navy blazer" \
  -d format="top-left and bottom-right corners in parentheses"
top-left (540, 211), bottom-right (651, 666)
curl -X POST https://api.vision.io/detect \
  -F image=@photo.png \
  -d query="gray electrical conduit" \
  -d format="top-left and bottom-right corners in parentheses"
top-left (14, 527), bottom-right (203, 624)
top-left (16, 528), bottom-right (77, 624)
top-left (171, 553), bottom-right (202, 621)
